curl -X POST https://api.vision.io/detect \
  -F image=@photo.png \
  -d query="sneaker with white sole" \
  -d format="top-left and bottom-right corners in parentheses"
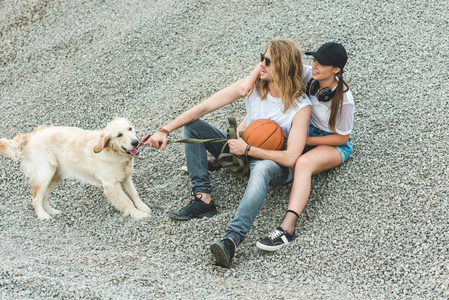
top-left (256, 227), bottom-right (295, 252)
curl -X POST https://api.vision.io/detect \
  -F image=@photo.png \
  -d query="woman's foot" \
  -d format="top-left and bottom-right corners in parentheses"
top-left (256, 227), bottom-right (295, 252)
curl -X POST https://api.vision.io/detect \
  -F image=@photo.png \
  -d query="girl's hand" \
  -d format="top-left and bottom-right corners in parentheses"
top-left (228, 138), bottom-right (248, 155)
top-left (305, 136), bottom-right (311, 146)
top-left (147, 131), bottom-right (168, 151)
top-left (238, 79), bottom-right (254, 98)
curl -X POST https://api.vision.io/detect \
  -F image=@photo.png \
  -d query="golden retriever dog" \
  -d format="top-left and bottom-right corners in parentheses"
top-left (0, 117), bottom-right (151, 220)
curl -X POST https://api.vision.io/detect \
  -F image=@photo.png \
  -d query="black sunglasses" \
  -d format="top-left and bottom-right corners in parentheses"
top-left (260, 54), bottom-right (271, 66)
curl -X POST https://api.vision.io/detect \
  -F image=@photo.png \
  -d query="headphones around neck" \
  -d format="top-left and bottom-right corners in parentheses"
top-left (306, 79), bottom-right (335, 102)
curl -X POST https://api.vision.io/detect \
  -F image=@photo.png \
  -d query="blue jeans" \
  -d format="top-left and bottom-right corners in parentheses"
top-left (183, 120), bottom-right (291, 246)
top-left (224, 159), bottom-right (290, 246)
top-left (183, 120), bottom-right (228, 194)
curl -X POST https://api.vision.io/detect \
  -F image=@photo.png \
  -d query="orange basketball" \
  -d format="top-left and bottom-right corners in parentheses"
top-left (242, 119), bottom-right (285, 150)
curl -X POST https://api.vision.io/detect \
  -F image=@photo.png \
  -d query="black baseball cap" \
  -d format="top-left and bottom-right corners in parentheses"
top-left (305, 42), bottom-right (347, 69)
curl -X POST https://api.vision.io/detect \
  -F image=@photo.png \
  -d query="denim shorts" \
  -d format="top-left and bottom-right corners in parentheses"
top-left (304, 124), bottom-right (353, 165)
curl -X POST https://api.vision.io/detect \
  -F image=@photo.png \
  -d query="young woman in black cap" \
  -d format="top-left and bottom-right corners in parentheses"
top-left (240, 42), bottom-right (354, 251)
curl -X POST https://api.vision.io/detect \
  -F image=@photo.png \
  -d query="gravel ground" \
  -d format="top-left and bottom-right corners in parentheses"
top-left (1, 0), bottom-right (448, 299)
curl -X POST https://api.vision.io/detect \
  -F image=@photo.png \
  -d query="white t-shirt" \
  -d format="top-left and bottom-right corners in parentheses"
top-left (309, 86), bottom-right (355, 135)
top-left (246, 88), bottom-right (311, 138)
top-left (302, 64), bottom-right (312, 85)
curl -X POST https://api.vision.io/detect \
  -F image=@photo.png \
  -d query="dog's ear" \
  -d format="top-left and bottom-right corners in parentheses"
top-left (93, 132), bottom-right (111, 153)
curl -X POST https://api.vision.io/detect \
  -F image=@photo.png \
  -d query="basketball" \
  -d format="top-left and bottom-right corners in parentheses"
top-left (242, 119), bottom-right (285, 150)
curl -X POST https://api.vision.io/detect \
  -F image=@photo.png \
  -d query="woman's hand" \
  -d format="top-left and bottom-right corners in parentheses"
top-left (228, 138), bottom-right (248, 155)
top-left (146, 131), bottom-right (169, 151)
top-left (238, 78), bottom-right (254, 98)
top-left (305, 136), bottom-right (311, 146)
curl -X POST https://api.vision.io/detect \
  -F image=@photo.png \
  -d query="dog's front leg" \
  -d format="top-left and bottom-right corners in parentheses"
top-left (32, 185), bottom-right (53, 221)
top-left (121, 177), bottom-right (152, 214)
top-left (103, 182), bottom-right (150, 219)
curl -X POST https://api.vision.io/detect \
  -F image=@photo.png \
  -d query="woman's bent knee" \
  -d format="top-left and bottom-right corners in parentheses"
top-left (295, 155), bottom-right (315, 173)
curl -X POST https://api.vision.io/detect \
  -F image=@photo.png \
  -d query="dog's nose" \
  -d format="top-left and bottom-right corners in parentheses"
top-left (131, 140), bottom-right (139, 147)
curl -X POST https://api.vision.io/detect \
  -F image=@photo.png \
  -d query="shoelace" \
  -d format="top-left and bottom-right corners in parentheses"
top-left (189, 189), bottom-right (203, 203)
top-left (268, 229), bottom-right (284, 240)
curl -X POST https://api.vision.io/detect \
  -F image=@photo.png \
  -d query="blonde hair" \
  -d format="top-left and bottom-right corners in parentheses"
top-left (255, 39), bottom-right (305, 112)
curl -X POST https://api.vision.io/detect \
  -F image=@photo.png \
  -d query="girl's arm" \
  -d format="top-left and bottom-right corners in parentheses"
top-left (307, 134), bottom-right (350, 147)
top-left (228, 106), bottom-right (311, 168)
top-left (308, 100), bottom-right (353, 146)
top-left (239, 64), bottom-right (261, 98)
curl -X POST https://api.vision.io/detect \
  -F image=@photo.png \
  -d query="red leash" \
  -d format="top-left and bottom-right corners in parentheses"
top-left (137, 134), bottom-right (150, 149)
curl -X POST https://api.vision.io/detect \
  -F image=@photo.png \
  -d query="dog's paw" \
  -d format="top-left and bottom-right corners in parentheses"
top-left (127, 209), bottom-right (151, 220)
top-left (136, 203), bottom-right (152, 215)
top-left (46, 207), bottom-right (62, 216)
top-left (37, 212), bottom-right (52, 221)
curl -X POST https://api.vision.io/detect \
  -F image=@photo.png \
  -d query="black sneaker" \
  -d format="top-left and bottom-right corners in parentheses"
top-left (167, 192), bottom-right (217, 220)
top-left (256, 227), bottom-right (295, 252)
top-left (210, 239), bottom-right (235, 268)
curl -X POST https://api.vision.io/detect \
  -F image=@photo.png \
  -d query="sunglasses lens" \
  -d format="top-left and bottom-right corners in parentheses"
top-left (260, 54), bottom-right (271, 66)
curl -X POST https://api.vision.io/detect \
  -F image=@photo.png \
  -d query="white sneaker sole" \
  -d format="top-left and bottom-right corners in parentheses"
top-left (255, 241), bottom-right (288, 252)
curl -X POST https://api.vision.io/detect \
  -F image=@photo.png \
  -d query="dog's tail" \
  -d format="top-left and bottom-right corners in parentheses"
top-left (0, 133), bottom-right (29, 160)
